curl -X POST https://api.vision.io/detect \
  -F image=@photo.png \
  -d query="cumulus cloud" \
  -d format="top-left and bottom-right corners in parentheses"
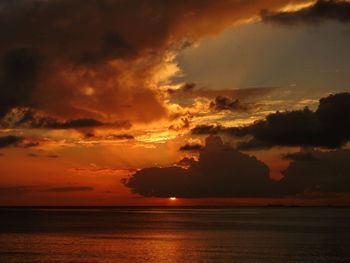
top-left (262, 0), bottom-right (350, 25)
top-left (123, 136), bottom-right (274, 198)
top-left (192, 93), bottom-right (350, 149)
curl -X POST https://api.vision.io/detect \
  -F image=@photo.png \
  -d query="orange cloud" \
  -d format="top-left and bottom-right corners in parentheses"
top-left (0, 0), bottom-right (309, 125)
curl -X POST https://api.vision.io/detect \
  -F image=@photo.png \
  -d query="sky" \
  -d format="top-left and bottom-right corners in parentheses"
top-left (0, 0), bottom-right (350, 206)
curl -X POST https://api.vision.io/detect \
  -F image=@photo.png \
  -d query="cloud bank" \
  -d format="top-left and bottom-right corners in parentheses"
top-left (123, 136), bottom-right (350, 198)
top-left (193, 93), bottom-right (350, 149)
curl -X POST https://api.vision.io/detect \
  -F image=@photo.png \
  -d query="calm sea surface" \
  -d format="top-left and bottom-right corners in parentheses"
top-left (0, 207), bottom-right (349, 262)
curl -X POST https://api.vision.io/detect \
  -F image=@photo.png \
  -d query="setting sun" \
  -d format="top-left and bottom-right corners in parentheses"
top-left (169, 197), bottom-right (177, 201)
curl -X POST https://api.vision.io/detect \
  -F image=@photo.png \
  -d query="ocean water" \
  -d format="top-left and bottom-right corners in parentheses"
top-left (0, 207), bottom-right (349, 262)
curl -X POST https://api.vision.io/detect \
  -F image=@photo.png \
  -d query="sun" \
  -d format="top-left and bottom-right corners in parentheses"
top-left (169, 197), bottom-right (177, 201)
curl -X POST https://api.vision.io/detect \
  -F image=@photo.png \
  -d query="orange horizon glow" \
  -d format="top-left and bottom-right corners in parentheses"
top-left (0, 0), bottom-right (349, 206)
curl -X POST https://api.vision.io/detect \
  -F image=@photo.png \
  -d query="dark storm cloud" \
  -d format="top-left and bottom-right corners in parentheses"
top-left (42, 186), bottom-right (94, 193)
top-left (209, 96), bottom-right (254, 112)
top-left (179, 143), bottom-right (203, 152)
top-left (123, 136), bottom-right (274, 198)
top-left (279, 149), bottom-right (350, 195)
top-left (79, 32), bottom-right (135, 65)
top-left (192, 93), bottom-right (350, 149)
top-left (0, 0), bottom-right (293, 123)
top-left (262, 0), bottom-right (350, 25)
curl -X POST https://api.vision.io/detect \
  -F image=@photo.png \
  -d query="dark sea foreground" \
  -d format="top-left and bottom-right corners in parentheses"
top-left (0, 207), bottom-right (349, 263)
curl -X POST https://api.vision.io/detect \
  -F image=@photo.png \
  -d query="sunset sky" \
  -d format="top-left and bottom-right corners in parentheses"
top-left (0, 0), bottom-right (350, 205)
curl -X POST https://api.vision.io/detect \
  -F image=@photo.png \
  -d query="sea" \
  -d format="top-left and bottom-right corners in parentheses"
top-left (0, 207), bottom-right (349, 262)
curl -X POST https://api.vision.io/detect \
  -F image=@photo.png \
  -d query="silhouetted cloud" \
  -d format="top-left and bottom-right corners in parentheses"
top-left (262, 0), bottom-right (350, 25)
top-left (0, 135), bottom-right (39, 149)
top-left (179, 143), bottom-right (203, 152)
top-left (124, 135), bottom-right (350, 198)
top-left (0, 135), bottom-right (23, 148)
top-left (210, 96), bottom-right (254, 112)
top-left (169, 83), bottom-right (273, 106)
top-left (169, 118), bottom-right (191, 131)
top-left (42, 186), bottom-right (94, 193)
top-left (191, 124), bottom-right (223, 135)
top-left (279, 149), bottom-right (350, 195)
top-left (192, 93), bottom-right (350, 149)
top-left (0, 108), bottom-right (131, 130)
top-left (123, 136), bottom-right (274, 198)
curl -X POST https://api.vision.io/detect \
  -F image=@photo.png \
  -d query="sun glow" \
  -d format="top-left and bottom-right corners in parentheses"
top-left (169, 197), bottom-right (177, 201)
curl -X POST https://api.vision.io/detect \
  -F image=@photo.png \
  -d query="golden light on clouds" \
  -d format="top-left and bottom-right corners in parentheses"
top-left (1, 0), bottom-right (349, 205)
top-left (279, 0), bottom-right (317, 12)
